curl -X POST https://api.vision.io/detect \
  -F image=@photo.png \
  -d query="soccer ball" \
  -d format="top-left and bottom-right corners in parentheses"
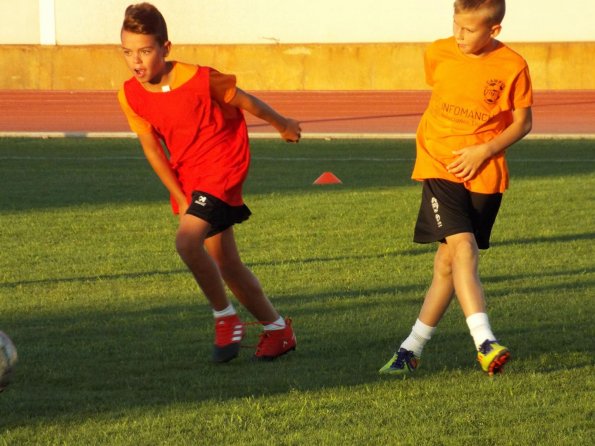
top-left (0, 331), bottom-right (18, 392)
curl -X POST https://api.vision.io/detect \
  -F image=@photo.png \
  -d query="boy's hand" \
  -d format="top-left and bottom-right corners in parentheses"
top-left (175, 196), bottom-right (189, 216)
top-left (447, 108), bottom-right (533, 182)
top-left (447, 144), bottom-right (492, 182)
top-left (280, 118), bottom-right (301, 143)
top-left (229, 89), bottom-right (302, 143)
top-left (177, 201), bottom-right (189, 216)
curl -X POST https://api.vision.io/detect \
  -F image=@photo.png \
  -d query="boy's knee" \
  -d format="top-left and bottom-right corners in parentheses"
top-left (451, 238), bottom-right (478, 263)
top-left (434, 252), bottom-right (453, 277)
top-left (175, 229), bottom-right (199, 259)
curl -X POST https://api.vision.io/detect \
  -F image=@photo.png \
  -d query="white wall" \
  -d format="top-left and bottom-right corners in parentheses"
top-left (1, 0), bottom-right (594, 45)
top-left (0, 1), bottom-right (40, 44)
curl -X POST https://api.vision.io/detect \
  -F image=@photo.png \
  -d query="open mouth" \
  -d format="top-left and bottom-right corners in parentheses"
top-left (134, 68), bottom-right (146, 77)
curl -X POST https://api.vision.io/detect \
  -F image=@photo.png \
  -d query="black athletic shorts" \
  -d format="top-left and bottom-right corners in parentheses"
top-left (186, 191), bottom-right (251, 238)
top-left (413, 179), bottom-right (502, 249)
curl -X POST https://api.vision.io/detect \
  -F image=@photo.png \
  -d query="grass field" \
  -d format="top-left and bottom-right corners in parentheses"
top-left (0, 137), bottom-right (593, 445)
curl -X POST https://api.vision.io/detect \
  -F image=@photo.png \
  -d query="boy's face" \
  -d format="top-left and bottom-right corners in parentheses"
top-left (453, 10), bottom-right (501, 57)
top-left (121, 30), bottom-right (171, 84)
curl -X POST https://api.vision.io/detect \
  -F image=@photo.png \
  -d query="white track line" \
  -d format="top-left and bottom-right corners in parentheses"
top-left (1, 131), bottom-right (594, 140)
top-left (1, 156), bottom-right (592, 163)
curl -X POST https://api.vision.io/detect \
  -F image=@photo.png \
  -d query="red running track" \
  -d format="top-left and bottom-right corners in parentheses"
top-left (0, 90), bottom-right (593, 137)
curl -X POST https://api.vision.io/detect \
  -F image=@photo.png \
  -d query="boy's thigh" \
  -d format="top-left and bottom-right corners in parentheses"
top-left (414, 179), bottom-right (502, 249)
top-left (186, 191), bottom-right (251, 238)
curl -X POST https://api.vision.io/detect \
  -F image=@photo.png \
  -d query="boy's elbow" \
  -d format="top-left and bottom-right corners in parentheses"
top-left (523, 119), bottom-right (532, 136)
top-left (232, 89), bottom-right (261, 116)
top-left (520, 108), bottom-right (533, 136)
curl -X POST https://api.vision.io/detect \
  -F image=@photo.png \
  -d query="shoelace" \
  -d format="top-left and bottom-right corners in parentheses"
top-left (393, 350), bottom-right (414, 368)
top-left (478, 340), bottom-right (497, 354)
top-left (235, 320), bottom-right (287, 349)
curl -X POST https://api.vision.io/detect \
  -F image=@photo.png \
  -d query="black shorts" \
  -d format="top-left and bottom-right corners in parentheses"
top-left (413, 179), bottom-right (502, 249)
top-left (186, 191), bottom-right (251, 238)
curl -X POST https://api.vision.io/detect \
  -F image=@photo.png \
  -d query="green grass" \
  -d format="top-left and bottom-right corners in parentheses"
top-left (0, 137), bottom-right (593, 445)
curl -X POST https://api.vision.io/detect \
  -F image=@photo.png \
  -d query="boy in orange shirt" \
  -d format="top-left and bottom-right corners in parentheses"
top-left (118, 3), bottom-right (301, 363)
top-left (380, 0), bottom-right (532, 376)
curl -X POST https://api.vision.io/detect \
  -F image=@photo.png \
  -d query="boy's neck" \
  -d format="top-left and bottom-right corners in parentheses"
top-left (145, 61), bottom-right (175, 91)
top-left (463, 39), bottom-right (499, 58)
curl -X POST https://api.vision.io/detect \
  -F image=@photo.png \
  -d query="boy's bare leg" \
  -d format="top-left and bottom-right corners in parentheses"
top-left (443, 232), bottom-right (486, 317)
top-left (390, 243), bottom-right (453, 360)
top-left (418, 243), bottom-right (456, 326)
top-left (175, 214), bottom-right (230, 311)
top-left (444, 232), bottom-right (509, 373)
top-left (205, 227), bottom-right (280, 324)
top-left (205, 227), bottom-right (296, 361)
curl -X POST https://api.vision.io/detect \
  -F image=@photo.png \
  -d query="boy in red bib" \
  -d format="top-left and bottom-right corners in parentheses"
top-left (119, 3), bottom-right (301, 363)
top-left (380, 0), bottom-right (532, 376)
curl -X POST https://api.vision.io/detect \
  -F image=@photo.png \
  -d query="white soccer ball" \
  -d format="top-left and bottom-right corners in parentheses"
top-left (0, 331), bottom-right (18, 392)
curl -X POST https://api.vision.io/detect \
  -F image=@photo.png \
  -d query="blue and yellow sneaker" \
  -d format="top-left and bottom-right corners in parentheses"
top-left (477, 340), bottom-right (510, 376)
top-left (379, 348), bottom-right (419, 375)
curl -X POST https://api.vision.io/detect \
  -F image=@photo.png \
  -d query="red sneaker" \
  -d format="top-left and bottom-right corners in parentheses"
top-left (254, 318), bottom-right (296, 361)
top-left (213, 314), bottom-right (244, 363)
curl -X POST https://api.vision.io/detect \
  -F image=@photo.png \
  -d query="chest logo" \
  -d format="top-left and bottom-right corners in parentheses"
top-left (484, 79), bottom-right (506, 104)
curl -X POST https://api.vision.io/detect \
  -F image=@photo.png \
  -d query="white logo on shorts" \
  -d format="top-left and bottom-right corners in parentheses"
top-left (194, 195), bottom-right (208, 207)
top-left (431, 197), bottom-right (443, 228)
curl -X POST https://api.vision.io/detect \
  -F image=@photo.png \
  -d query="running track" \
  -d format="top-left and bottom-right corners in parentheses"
top-left (0, 90), bottom-right (593, 138)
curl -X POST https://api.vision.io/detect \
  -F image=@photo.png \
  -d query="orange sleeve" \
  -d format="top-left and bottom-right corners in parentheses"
top-left (170, 62), bottom-right (197, 88)
top-left (169, 62), bottom-right (236, 103)
top-left (117, 88), bottom-right (153, 135)
top-left (209, 70), bottom-right (238, 104)
top-left (511, 66), bottom-right (533, 110)
top-left (424, 45), bottom-right (436, 87)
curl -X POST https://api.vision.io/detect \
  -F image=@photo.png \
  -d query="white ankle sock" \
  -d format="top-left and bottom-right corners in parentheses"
top-left (213, 304), bottom-right (236, 319)
top-left (400, 319), bottom-right (436, 357)
top-left (466, 312), bottom-right (496, 350)
top-left (264, 316), bottom-right (286, 331)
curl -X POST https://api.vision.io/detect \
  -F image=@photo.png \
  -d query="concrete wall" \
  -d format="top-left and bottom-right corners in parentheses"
top-left (1, 41), bottom-right (593, 91)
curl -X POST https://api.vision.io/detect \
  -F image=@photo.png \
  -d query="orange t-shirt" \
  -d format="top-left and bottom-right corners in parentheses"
top-left (412, 37), bottom-right (533, 193)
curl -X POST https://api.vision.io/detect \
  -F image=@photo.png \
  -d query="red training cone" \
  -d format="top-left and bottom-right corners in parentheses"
top-left (313, 172), bottom-right (343, 185)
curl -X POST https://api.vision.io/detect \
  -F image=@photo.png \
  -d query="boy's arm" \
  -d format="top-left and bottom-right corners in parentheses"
top-left (137, 132), bottom-right (189, 214)
top-left (447, 107), bottom-right (533, 181)
top-left (228, 88), bottom-right (301, 143)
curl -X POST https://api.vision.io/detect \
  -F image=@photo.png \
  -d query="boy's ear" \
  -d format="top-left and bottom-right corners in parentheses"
top-left (163, 40), bottom-right (172, 57)
top-left (490, 24), bottom-right (502, 38)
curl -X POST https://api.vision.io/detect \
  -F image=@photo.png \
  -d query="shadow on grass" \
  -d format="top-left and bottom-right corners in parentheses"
top-left (484, 267), bottom-right (594, 287)
top-left (0, 268), bottom-right (188, 289)
top-left (1, 216), bottom-right (592, 430)
top-left (0, 282), bottom-right (425, 429)
top-left (0, 246), bottom-right (435, 290)
top-left (495, 231), bottom-right (595, 246)
top-left (1, 262), bottom-right (592, 431)
top-left (406, 321), bottom-right (594, 378)
top-left (2, 279), bottom-right (591, 431)
top-left (1, 138), bottom-right (593, 212)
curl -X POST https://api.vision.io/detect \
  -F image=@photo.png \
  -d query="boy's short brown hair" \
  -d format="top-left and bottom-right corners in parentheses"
top-left (454, 0), bottom-right (506, 25)
top-left (122, 3), bottom-right (169, 45)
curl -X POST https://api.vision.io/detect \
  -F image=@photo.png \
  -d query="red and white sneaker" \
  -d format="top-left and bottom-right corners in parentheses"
top-left (254, 318), bottom-right (296, 361)
top-left (213, 314), bottom-right (244, 363)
